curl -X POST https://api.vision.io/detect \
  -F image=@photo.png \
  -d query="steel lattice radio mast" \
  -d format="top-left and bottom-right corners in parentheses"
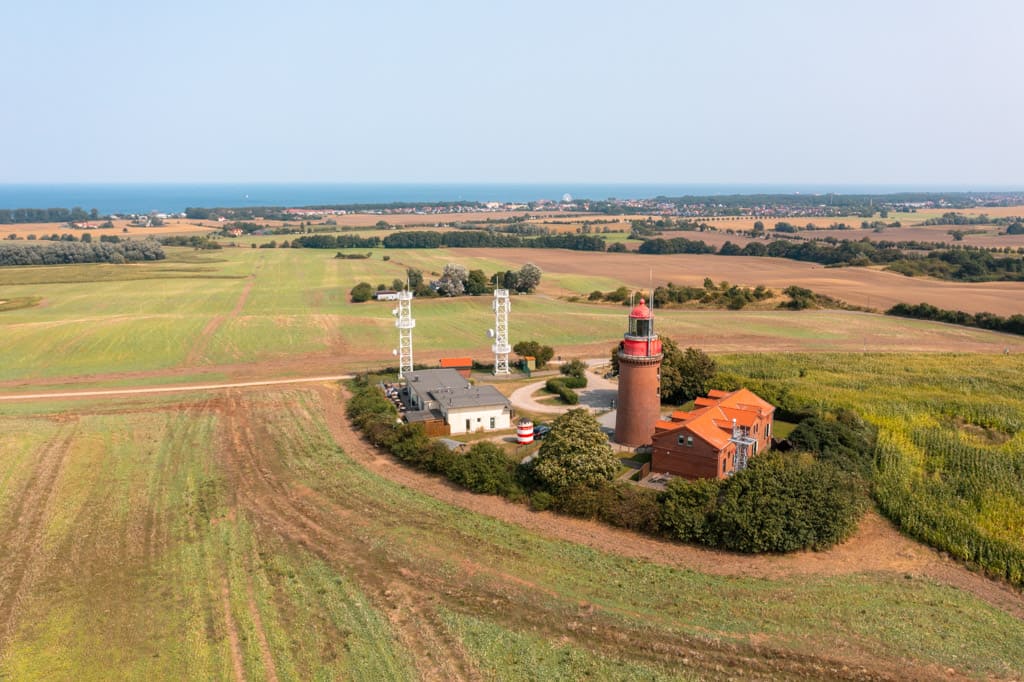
top-left (492, 289), bottom-right (511, 375)
top-left (394, 290), bottom-right (415, 379)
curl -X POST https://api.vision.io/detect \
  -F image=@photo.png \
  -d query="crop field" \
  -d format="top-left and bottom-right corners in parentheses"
top-left (452, 247), bottom-right (1024, 315)
top-left (1, 385), bottom-right (1022, 679)
top-left (716, 352), bottom-right (1024, 586)
top-left (1, 247), bottom-right (1022, 391)
top-left (0, 219), bottom-right (218, 240)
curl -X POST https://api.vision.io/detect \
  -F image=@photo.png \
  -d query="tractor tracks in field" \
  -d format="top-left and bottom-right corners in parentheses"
top-left (217, 392), bottom-right (477, 681)
top-left (184, 275), bottom-right (256, 368)
top-left (0, 421), bottom-right (79, 656)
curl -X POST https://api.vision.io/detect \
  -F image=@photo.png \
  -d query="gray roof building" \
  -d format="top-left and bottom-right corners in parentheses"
top-left (405, 368), bottom-right (510, 411)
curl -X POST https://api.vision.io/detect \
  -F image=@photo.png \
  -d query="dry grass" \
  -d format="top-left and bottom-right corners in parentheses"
top-left (0, 219), bottom-right (217, 239)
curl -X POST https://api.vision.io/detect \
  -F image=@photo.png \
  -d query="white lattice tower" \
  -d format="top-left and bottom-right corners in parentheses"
top-left (396, 290), bottom-right (415, 379)
top-left (492, 289), bottom-right (511, 375)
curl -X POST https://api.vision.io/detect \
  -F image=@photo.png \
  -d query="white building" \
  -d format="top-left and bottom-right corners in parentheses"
top-left (375, 290), bottom-right (401, 301)
top-left (404, 369), bottom-right (512, 435)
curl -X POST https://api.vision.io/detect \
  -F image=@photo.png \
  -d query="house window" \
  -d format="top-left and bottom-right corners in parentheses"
top-left (677, 435), bottom-right (685, 445)
top-left (723, 459), bottom-right (727, 473)
top-left (686, 436), bottom-right (693, 447)
top-left (489, 417), bottom-right (495, 429)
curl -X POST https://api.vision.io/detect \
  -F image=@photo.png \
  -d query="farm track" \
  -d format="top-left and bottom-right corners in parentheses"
top-left (0, 421), bottom-right (78, 656)
top-left (218, 389), bottom-right (914, 680)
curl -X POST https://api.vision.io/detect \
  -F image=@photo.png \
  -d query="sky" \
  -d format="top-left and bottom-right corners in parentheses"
top-left (1, 0), bottom-right (1022, 185)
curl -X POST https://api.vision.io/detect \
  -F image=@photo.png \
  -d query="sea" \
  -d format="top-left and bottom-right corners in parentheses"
top-left (0, 182), bottom-right (1012, 216)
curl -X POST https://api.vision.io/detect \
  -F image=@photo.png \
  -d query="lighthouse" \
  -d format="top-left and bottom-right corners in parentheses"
top-left (614, 297), bottom-right (663, 447)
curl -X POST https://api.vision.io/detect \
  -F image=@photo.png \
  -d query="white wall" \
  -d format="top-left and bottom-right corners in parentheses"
top-left (446, 406), bottom-right (512, 435)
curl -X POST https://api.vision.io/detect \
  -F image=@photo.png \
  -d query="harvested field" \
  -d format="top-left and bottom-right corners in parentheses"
top-left (0, 219), bottom-right (218, 239)
top-left (802, 224), bottom-right (1024, 249)
top-left (451, 247), bottom-right (1024, 315)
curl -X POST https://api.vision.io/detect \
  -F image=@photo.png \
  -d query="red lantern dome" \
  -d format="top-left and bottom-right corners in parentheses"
top-left (629, 298), bottom-right (652, 319)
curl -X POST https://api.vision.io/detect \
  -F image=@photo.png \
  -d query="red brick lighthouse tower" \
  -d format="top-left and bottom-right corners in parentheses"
top-left (614, 297), bottom-right (663, 447)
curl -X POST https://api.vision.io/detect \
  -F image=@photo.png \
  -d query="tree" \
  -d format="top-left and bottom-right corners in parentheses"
top-left (350, 282), bottom-right (374, 303)
top-left (752, 220), bottom-right (765, 233)
top-left (658, 338), bottom-right (716, 404)
top-left (560, 359), bottom-right (588, 378)
top-left (529, 409), bottom-right (618, 493)
top-left (501, 270), bottom-right (519, 291)
top-left (466, 269), bottom-right (490, 295)
top-left (513, 340), bottom-right (554, 368)
top-left (436, 263), bottom-right (467, 296)
top-left (516, 263), bottom-right (542, 293)
top-left (406, 267), bottom-right (423, 289)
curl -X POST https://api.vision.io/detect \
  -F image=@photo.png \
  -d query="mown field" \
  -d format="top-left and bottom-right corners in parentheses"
top-left (1, 246), bottom-right (1021, 391)
top-left (1, 386), bottom-right (1022, 679)
top-left (717, 353), bottom-right (1024, 585)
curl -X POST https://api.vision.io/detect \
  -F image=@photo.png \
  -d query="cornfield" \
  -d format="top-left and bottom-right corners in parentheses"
top-left (718, 352), bottom-right (1024, 585)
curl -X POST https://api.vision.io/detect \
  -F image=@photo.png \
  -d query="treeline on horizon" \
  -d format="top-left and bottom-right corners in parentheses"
top-left (0, 207), bottom-right (101, 224)
top-left (0, 239), bottom-right (165, 266)
top-left (290, 231), bottom-right (607, 251)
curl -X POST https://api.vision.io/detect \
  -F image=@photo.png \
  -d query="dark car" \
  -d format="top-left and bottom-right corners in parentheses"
top-left (533, 424), bottom-right (551, 440)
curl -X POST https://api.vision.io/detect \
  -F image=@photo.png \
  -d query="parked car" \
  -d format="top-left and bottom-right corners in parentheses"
top-left (533, 424), bottom-right (551, 440)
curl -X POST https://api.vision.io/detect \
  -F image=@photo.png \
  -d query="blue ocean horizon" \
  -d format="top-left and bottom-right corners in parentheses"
top-left (0, 182), bottom-right (1018, 216)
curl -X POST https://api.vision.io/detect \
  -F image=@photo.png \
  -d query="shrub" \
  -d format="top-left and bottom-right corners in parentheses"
top-left (560, 359), bottom-right (588, 379)
top-left (544, 379), bottom-right (579, 404)
top-left (660, 452), bottom-right (867, 553)
top-left (659, 478), bottom-right (719, 543)
top-left (527, 409), bottom-right (618, 493)
top-left (529, 491), bottom-right (554, 511)
top-left (350, 282), bottom-right (374, 303)
top-left (445, 442), bottom-right (521, 496)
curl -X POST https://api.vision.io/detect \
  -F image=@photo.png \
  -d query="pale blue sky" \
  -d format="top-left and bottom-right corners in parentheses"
top-left (1, 0), bottom-right (1021, 185)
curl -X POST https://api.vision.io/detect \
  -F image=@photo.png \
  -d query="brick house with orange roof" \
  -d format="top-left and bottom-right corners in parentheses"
top-left (650, 388), bottom-right (775, 479)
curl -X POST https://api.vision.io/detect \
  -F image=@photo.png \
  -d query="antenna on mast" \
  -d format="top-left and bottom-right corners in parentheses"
top-left (492, 289), bottom-right (511, 375)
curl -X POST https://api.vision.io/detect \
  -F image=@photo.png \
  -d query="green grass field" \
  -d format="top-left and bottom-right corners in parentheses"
top-left (1, 388), bottom-right (1022, 679)
top-left (2, 246), bottom-right (1020, 388)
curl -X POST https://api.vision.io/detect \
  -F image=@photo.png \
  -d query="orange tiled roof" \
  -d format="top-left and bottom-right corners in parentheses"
top-left (656, 388), bottom-right (774, 451)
